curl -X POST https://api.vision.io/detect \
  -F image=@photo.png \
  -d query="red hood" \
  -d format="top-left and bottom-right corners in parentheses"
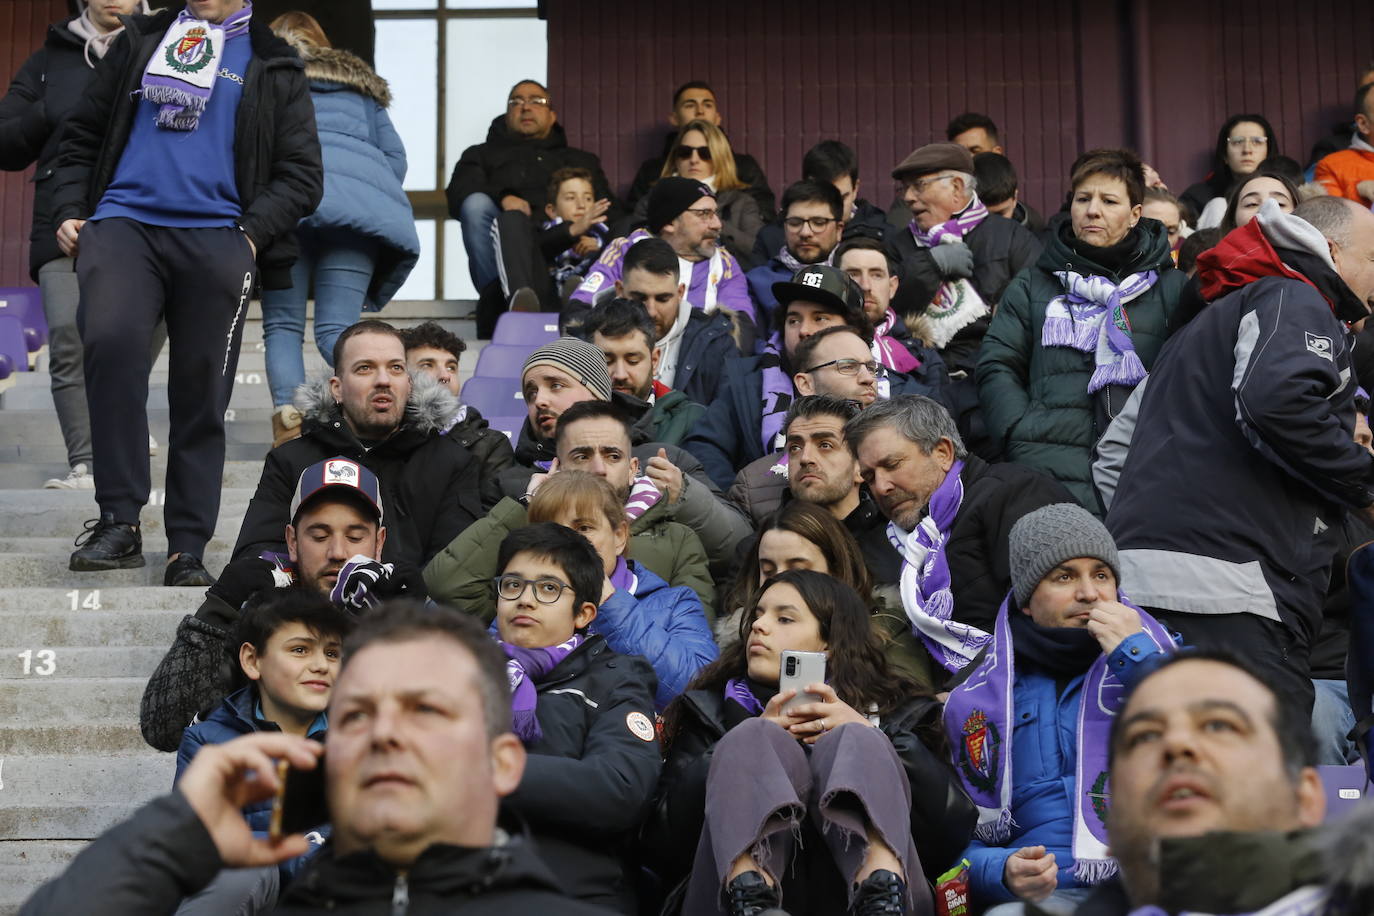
top-left (1197, 219), bottom-right (1321, 304)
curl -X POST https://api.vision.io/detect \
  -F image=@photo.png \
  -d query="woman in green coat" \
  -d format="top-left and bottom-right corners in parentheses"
top-left (976, 148), bottom-right (1187, 514)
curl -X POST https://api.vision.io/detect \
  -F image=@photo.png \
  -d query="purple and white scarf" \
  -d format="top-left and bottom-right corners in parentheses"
top-left (758, 334), bottom-right (794, 454)
top-left (609, 555), bottom-right (639, 595)
top-left (498, 633), bottom-right (584, 744)
top-left (542, 217), bottom-right (610, 288)
top-left (908, 195), bottom-right (991, 350)
top-left (943, 593), bottom-right (1172, 884)
top-left (888, 460), bottom-right (990, 671)
top-left (724, 677), bottom-right (765, 716)
top-left (1042, 269), bottom-right (1157, 394)
top-left (141, 2), bottom-right (252, 131)
top-left (873, 308), bottom-right (921, 374)
top-left (530, 464), bottom-right (662, 521)
top-left (776, 244), bottom-right (835, 275)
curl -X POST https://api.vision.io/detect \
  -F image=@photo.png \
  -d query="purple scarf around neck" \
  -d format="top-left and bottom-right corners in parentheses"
top-left (759, 333), bottom-right (794, 454)
top-left (724, 677), bottom-right (765, 716)
top-left (498, 633), bottom-right (584, 745)
top-left (943, 593), bottom-right (1172, 884)
top-left (909, 193), bottom-right (989, 248)
top-left (141, 2), bottom-right (253, 131)
top-left (1042, 269), bottom-right (1158, 394)
top-left (609, 555), bottom-right (637, 594)
top-left (888, 459), bottom-right (992, 672)
top-left (873, 308), bottom-right (921, 373)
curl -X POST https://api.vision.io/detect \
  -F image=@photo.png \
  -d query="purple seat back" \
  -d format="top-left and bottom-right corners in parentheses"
top-left (459, 376), bottom-right (524, 420)
top-left (492, 312), bottom-right (560, 346)
top-left (0, 287), bottom-right (47, 352)
top-left (1318, 763), bottom-right (1369, 822)
top-left (474, 344), bottom-right (535, 379)
top-left (0, 315), bottom-right (29, 377)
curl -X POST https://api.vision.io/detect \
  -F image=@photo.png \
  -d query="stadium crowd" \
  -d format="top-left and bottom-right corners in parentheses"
top-left (7, 1), bottom-right (1374, 914)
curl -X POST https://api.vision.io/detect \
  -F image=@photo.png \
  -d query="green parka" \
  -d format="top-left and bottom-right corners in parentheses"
top-left (976, 218), bottom-right (1186, 512)
top-left (422, 493), bottom-right (716, 621)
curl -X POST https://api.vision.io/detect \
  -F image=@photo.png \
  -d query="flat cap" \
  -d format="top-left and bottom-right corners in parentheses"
top-left (892, 142), bottom-right (975, 180)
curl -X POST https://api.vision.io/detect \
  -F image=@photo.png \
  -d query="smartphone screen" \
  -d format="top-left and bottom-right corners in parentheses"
top-left (269, 756), bottom-right (330, 840)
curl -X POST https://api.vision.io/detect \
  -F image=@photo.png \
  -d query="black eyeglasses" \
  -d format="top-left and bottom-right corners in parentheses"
top-left (805, 358), bottom-right (886, 377)
top-left (492, 574), bottom-right (573, 604)
top-left (783, 216), bottom-right (838, 232)
top-left (675, 144), bottom-right (712, 162)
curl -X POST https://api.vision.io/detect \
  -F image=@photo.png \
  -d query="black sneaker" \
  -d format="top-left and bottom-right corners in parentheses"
top-left (165, 553), bottom-right (216, 587)
top-left (70, 514), bottom-right (144, 571)
top-left (726, 871), bottom-right (780, 916)
top-left (851, 869), bottom-right (906, 915)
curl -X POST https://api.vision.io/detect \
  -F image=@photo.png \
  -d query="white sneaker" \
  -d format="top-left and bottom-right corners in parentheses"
top-left (44, 463), bottom-right (95, 490)
top-left (149, 433), bottom-right (159, 456)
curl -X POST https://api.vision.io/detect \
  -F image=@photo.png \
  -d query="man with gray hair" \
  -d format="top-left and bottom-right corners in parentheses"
top-left (1105, 195), bottom-right (1374, 718)
top-left (845, 395), bottom-right (1068, 672)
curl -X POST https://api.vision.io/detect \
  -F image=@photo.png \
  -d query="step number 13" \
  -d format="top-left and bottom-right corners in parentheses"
top-left (17, 650), bottom-right (56, 676)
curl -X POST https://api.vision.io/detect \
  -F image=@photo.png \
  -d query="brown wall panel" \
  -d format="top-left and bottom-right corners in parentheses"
top-left (0, 0), bottom-right (66, 287)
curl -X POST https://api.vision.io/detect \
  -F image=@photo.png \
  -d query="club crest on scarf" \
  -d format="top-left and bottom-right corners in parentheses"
top-left (956, 709), bottom-right (1000, 794)
top-left (168, 27), bottom-right (214, 73)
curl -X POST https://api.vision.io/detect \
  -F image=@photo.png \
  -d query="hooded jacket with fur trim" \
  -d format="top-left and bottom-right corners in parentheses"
top-left (232, 374), bottom-right (482, 568)
top-left (1105, 200), bottom-right (1374, 640)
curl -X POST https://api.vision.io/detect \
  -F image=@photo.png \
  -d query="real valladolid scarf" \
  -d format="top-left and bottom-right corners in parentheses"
top-left (758, 333), bottom-right (793, 454)
top-left (909, 194), bottom-right (990, 350)
top-left (888, 459), bottom-right (993, 672)
top-left (1042, 269), bottom-right (1158, 393)
top-left (944, 594), bottom-right (1172, 884)
top-left (498, 633), bottom-right (584, 744)
top-left (142, 1), bottom-right (253, 130)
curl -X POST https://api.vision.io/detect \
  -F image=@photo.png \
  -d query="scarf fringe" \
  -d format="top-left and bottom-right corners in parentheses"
top-left (910, 280), bottom-right (989, 350)
top-left (1087, 349), bottom-right (1147, 393)
top-left (511, 708), bottom-right (540, 744)
top-left (1071, 857), bottom-right (1119, 885)
top-left (973, 808), bottom-right (1015, 845)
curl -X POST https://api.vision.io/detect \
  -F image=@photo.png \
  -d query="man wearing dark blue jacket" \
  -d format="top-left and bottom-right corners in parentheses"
top-left (1106, 196), bottom-right (1374, 717)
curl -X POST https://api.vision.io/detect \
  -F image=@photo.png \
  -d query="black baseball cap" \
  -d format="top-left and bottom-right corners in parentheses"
top-left (772, 264), bottom-right (864, 316)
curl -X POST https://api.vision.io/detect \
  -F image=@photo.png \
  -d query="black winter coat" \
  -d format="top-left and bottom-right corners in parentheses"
top-left (50, 10), bottom-right (323, 291)
top-left (644, 689), bottom-right (976, 892)
top-left (232, 379), bottom-right (481, 568)
top-left (17, 790), bottom-right (617, 916)
top-left (888, 213), bottom-right (1043, 374)
top-left (0, 18), bottom-right (97, 278)
top-left (945, 455), bottom-right (1072, 636)
top-left (446, 115), bottom-right (622, 219)
top-left (504, 635), bottom-right (662, 913)
top-left (672, 308), bottom-right (741, 407)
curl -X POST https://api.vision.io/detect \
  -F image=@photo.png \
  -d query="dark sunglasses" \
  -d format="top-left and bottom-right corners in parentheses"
top-left (675, 144), bottom-right (712, 162)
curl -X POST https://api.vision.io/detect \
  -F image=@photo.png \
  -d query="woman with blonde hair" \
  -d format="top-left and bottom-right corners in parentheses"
top-left (263, 12), bottom-right (419, 447)
top-left (634, 118), bottom-right (763, 264)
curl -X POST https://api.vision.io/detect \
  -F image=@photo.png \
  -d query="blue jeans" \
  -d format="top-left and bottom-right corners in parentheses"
top-left (261, 227), bottom-right (379, 407)
top-left (458, 191), bottom-right (500, 290)
top-left (1313, 678), bottom-right (1359, 765)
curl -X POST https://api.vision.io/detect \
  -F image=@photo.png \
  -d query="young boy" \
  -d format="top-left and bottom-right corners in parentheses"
top-left (486, 167), bottom-right (611, 337)
top-left (492, 523), bottom-right (661, 913)
top-left (175, 590), bottom-right (350, 811)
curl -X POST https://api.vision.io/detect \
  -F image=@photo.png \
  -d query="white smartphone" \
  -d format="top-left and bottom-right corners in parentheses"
top-left (779, 650), bottom-right (827, 713)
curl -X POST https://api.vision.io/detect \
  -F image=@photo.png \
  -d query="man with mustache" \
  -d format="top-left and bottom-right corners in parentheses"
top-left (1078, 652), bottom-right (1374, 915)
top-left (233, 319), bottom-right (482, 569)
top-left (845, 395), bottom-right (1068, 648)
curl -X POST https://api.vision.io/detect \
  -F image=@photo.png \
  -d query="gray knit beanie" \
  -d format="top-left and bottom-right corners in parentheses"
top-left (1009, 503), bottom-right (1121, 608)
top-left (521, 337), bottom-right (612, 402)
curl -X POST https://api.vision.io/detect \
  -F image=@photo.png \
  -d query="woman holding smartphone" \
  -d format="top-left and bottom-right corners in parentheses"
top-left (647, 570), bottom-right (974, 916)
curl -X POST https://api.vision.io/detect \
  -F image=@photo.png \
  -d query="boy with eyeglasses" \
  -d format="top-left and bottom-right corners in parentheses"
top-left (490, 522), bottom-right (662, 914)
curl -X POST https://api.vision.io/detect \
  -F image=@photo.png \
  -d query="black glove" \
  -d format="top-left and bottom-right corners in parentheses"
top-left (928, 240), bottom-right (974, 279)
top-left (330, 556), bottom-right (427, 614)
top-left (205, 556), bottom-right (281, 610)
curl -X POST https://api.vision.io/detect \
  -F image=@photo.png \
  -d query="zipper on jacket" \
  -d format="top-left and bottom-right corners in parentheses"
top-left (390, 872), bottom-right (409, 916)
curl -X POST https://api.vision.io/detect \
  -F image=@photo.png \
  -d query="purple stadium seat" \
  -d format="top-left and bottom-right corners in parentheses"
top-left (0, 315), bottom-right (29, 389)
top-left (474, 344), bottom-right (536, 379)
top-left (459, 376), bottom-right (524, 420)
top-left (1318, 764), bottom-right (1369, 822)
top-left (484, 416), bottom-right (525, 441)
top-left (0, 287), bottom-right (48, 360)
top-left (492, 311), bottom-right (560, 346)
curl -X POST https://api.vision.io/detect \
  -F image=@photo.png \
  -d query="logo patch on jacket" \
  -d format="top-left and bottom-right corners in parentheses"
top-left (625, 711), bottom-right (656, 742)
top-left (1305, 331), bottom-right (1334, 361)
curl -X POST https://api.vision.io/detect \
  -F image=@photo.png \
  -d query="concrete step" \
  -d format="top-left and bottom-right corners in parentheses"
top-left (241, 299), bottom-right (477, 322)
top-left (0, 586), bottom-right (212, 613)
top-left (0, 677), bottom-right (146, 723)
top-left (0, 841), bottom-right (85, 914)
top-left (0, 646), bottom-right (168, 680)
top-left (0, 408), bottom-right (280, 449)
top-left (0, 550), bottom-right (233, 588)
top-left (1, 609), bottom-right (182, 649)
top-left (1, 800), bottom-right (166, 842)
top-left (0, 490), bottom-right (253, 537)
top-left (0, 458), bottom-right (268, 491)
top-left (0, 722), bottom-right (155, 756)
top-left (0, 754), bottom-right (172, 808)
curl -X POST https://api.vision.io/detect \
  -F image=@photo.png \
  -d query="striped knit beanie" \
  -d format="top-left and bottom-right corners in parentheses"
top-left (521, 337), bottom-right (612, 402)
